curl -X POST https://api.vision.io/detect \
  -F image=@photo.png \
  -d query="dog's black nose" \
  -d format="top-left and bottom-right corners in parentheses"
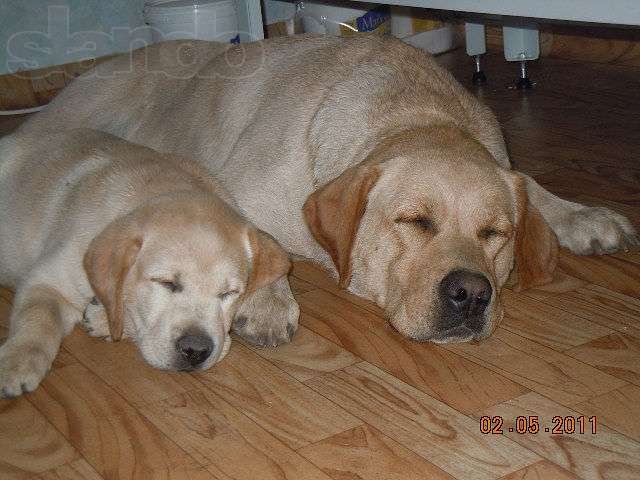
top-left (176, 333), bottom-right (214, 367)
top-left (439, 269), bottom-right (492, 329)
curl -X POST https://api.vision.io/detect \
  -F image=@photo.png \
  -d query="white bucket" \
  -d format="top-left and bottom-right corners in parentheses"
top-left (144, 0), bottom-right (239, 43)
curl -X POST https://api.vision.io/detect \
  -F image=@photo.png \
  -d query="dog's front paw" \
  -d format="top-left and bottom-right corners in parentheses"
top-left (232, 312), bottom-right (298, 348)
top-left (0, 343), bottom-right (52, 398)
top-left (81, 297), bottom-right (112, 341)
top-left (232, 278), bottom-right (300, 347)
top-left (554, 206), bottom-right (638, 255)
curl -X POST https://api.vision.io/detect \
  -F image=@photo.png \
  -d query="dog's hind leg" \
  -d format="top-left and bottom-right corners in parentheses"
top-left (232, 276), bottom-right (300, 347)
top-left (0, 285), bottom-right (79, 397)
top-left (523, 173), bottom-right (639, 255)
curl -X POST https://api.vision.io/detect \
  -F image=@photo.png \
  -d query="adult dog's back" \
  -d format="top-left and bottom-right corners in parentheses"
top-left (22, 34), bottom-right (505, 260)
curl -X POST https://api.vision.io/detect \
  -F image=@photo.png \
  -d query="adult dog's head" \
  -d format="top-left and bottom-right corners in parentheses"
top-left (84, 192), bottom-right (290, 370)
top-left (303, 126), bottom-right (558, 343)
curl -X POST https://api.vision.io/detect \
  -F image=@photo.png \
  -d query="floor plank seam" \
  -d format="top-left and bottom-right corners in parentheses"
top-left (186, 357), bottom-right (364, 451)
top-left (302, 364), bottom-right (544, 480)
top-left (33, 344), bottom-right (212, 473)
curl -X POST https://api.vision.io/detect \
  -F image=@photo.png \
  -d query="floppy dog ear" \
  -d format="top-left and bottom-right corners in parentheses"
top-left (511, 176), bottom-right (559, 291)
top-left (83, 218), bottom-right (142, 341)
top-left (246, 229), bottom-right (291, 294)
top-left (303, 165), bottom-right (380, 288)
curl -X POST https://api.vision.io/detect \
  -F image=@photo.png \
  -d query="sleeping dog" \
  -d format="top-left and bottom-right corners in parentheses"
top-left (0, 129), bottom-right (290, 397)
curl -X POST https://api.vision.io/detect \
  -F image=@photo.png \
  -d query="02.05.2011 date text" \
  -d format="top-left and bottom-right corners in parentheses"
top-left (479, 415), bottom-right (597, 435)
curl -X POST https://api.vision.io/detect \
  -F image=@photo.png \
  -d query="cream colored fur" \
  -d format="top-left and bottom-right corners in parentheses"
top-left (0, 129), bottom-right (290, 397)
top-left (19, 35), bottom-right (637, 344)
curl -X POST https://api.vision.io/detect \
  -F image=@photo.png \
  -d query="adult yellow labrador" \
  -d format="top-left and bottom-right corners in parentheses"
top-left (21, 35), bottom-right (637, 345)
top-left (0, 129), bottom-right (290, 397)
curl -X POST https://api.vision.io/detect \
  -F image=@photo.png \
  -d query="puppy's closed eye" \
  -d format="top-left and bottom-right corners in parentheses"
top-left (478, 228), bottom-right (500, 240)
top-left (152, 278), bottom-right (183, 293)
top-left (218, 289), bottom-right (240, 301)
top-left (477, 226), bottom-right (511, 241)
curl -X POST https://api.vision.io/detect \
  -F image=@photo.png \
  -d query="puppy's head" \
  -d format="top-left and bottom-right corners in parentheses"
top-left (304, 126), bottom-right (557, 343)
top-left (84, 192), bottom-right (290, 370)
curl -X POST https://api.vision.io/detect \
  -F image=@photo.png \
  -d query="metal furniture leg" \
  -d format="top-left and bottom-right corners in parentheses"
top-left (465, 22), bottom-right (487, 85)
top-left (503, 21), bottom-right (539, 89)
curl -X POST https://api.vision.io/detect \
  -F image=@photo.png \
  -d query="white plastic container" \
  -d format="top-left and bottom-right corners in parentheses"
top-left (298, 1), bottom-right (376, 36)
top-left (390, 6), bottom-right (456, 54)
top-left (144, 0), bottom-right (239, 43)
top-left (401, 25), bottom-right (456, 54)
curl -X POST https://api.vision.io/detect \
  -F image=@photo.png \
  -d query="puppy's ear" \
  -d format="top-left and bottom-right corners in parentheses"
top-left (246, 229), bottom-right (291, 294)
top-left (511, 175), bottom-right (559, 291)
top-left (83, 218), bottom-right (142, 341)
top-left (302, 165), bottom-right (380, 288)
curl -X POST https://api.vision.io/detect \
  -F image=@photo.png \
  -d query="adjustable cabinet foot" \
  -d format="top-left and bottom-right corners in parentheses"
top-left (516, 60), bottom-right (534, 90)
top-left (472, 55), bottom-right (487, 86)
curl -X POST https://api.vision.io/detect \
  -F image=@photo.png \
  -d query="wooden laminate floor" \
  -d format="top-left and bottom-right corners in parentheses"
top-left (1, 48), bottom-right (639, 480)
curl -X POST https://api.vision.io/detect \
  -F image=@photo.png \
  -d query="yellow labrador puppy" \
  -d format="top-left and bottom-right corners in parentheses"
top-left (21, 35), bottom-right (637, 345)
top-left (0, 129), bottom-right (290, 397)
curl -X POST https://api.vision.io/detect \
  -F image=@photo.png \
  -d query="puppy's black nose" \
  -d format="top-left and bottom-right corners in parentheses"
top-left (176, 333), bottom-right (214, 367)
top-left (439, 269), bottom-right (492, 327)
